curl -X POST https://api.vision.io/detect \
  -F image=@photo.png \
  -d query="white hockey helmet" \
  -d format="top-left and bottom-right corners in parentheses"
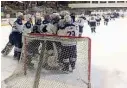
top-left (17, 12), bottom-right (24, 20)
top-left (17, 12), bottom-right (23, 17)
top-left (50, 12), bottom-right (60, 19)
top-left (26, 14), bottom-right (32, 21)
top-left (60, 10), bottom-right (70, 17)
top-left (35, 12), bottom-right (41, 19)
top-left (81, 13), bottom-right (85, 17)
top-left (64, 15), bottom-right (72, 24)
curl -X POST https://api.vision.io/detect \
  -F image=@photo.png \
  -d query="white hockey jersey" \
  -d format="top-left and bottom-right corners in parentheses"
top-left (58, 19), bottom-right (65, 29)
top-left (46, 23), bottom-right (58, 34)
top-left (57, 24), bottom-right (79, 46)
top-left (12, 18), bottom-right (23, 33)
top-left (76, 17), bottom-right (85, 27)
top-left (22, 21), bottom-right (33, 43)
top-left (96, 16), bottom-right (101, 20)
top-left (104, 15), bottom-right (110, 19)
top-left (40, 20), bottom-right (50, 33)
top-left (89, 16), bottom-right (96, 22)
top-left (22, 21), bottom-right (33, 35)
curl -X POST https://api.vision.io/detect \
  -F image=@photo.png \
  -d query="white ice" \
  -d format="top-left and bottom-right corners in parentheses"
top-left (1, 17), bottom-right (127, 88)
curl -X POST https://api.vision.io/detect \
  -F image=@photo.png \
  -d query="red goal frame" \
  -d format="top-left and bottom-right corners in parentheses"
top-left (24, 33), bottom-right (92, 87)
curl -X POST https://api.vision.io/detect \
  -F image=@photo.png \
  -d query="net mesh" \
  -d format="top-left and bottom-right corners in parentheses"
top-left (2, 33), bottom-right (91, 88)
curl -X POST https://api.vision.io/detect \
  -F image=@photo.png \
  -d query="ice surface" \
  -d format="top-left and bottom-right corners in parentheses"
top-left (1, 17), bottom-right (127, 88)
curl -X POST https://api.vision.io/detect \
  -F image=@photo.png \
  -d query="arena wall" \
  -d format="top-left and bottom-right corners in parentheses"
top-left (69, 2), bottom-right (127, 8)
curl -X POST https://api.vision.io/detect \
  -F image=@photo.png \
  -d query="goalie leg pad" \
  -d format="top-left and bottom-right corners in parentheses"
top-left (1, 42), bottom-right (14, 56)
top-left (1, 33), bottom-right (15, 55)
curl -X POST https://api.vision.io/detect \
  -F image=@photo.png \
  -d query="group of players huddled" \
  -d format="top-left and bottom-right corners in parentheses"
top-left (1, 10), bottom-right (125, 73)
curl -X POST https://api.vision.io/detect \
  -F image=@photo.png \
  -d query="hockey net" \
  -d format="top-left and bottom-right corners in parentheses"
top-left (2, 33), bottom-right (91, 88)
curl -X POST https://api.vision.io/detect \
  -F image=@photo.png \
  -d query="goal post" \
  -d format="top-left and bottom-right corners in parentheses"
top-left (2, 33), bottom-right (91, 88)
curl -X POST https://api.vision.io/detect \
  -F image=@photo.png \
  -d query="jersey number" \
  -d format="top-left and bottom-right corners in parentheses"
top-left (67, 31), bottom-right (75, 36)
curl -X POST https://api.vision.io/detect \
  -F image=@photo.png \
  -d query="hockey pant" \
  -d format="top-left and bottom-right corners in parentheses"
top-left (111, 17), bottom-right (115, 20)
top-left (60, 45), bottom-right (77, 70)
top-left (91, 27), bottom-right (96, 33)
top-left (104, 20), bottom-right (109, 25)
top-left (79, 26), bottom-right (83, 37)
top-left (89, 22), bottom-right (96, 33)
top-left (96, 20), bottom-right (100, 26)
top-left (97, 22), bottom-right (100, 26)
top-left (11, 32), bottom-right (22, 60)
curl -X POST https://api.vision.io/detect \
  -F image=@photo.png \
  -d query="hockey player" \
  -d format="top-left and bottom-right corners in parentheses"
top-left (40, 15), bottom-right (51, 33)
top-left (10, 13), bottom-right (23, 60)
top-left (26, 22), bottom-right (41, 68)
top-left (33, 17), bottom-right (42, 33)
top-left (57, 15), bottom-right (79, 73)
top-left (96, 14), bottom-right (101, 26)
top-left (89, 16), bottom-right (97, 33)
top-left (46, 13), bottom-right (60, 34)
top-left (75, 14), bottom-right (86, 37)
top-left (58, 11), bottom-right (71, 29)
top-left (70, 13), bottom-right (75, 23)
top-left (22, 14), bottom-right (33, 37)
top-left (41, 13), bottom-right (61, 69)
top-left (58, 15), bottom-right (66, 30)
top-left (60, 10), bottom-right (70, 18)
top-left (1, 12), bottom-right (24, 57)
top-left (104, 14), bottom-right (110, 25)
top-left (110, 13), bottom-right (115, 20)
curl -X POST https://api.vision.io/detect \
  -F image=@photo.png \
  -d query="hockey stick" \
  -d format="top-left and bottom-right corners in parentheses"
top-left (8, 21), bottom-right (13, 27)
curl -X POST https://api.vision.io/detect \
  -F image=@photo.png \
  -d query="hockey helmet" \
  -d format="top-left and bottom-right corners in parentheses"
top-left (26, 14), bottom-right (32, 21)
top-left (44, 14), bottom-right (51, 21)
top-left (60, 10), bottom-right (70, 17)
top-left (64, 15), bottom-right (72, 24)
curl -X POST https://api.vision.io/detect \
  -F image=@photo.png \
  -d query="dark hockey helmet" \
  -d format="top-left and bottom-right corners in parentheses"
top-left (44, 14), bottom-right (51, 21)
top-left (70, 13), bottom-right (75, 16)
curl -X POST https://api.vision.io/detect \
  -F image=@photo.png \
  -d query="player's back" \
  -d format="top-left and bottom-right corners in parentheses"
top-left (58, 24), bottom-right (79, 37)
top-left (12, 18), bottom-right (23, 33)
top-left (57, 23), bottom-right (79, 45)
top-left (22, 21), bottom-right (33, 35)
top-left (76, 17), bottom-right (85, 27)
